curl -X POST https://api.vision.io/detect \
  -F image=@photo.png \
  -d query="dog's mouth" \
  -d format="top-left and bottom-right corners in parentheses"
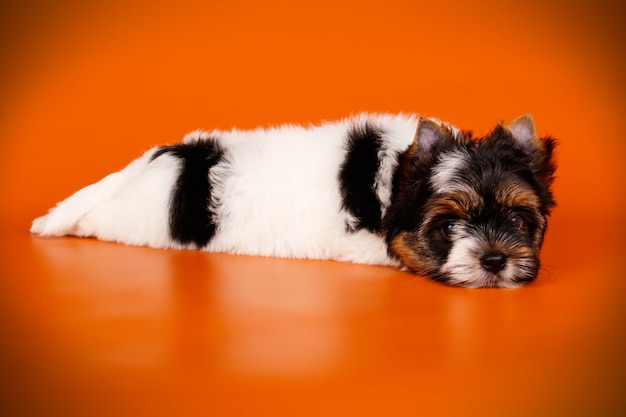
top-left (480, 271), bottom-right (529, 289)
top-left (438, 253), bottom-right (539, 288)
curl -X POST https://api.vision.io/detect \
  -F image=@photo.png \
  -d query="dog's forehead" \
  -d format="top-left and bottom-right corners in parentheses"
top-left (428, 146), bottom-right (540, 211)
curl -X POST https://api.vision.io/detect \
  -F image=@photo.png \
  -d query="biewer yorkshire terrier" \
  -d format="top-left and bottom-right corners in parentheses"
top-left (31, 113), bottom-right (556, 288)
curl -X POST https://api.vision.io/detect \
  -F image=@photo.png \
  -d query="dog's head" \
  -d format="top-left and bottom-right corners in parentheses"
top-left (386, 115), bottom-right (557, 288)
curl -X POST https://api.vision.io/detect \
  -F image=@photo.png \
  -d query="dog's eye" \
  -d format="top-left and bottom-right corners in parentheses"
top-left (510, 213), bottom-right (525, 231)
top-left (441, 221), bottom-right (457, 240)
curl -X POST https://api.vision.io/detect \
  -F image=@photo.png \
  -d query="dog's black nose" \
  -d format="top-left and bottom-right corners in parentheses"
top-left (480, 252), bottom-right (507, 274)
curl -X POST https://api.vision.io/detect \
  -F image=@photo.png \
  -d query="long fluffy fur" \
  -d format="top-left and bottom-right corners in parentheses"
top-left (31, 114), bottom-right (427, 265)
top-left (31, 113), bottom-right (556, 288)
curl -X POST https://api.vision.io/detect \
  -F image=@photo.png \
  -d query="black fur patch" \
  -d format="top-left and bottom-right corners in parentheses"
top-left (383, 149), bottom-right (438, 245)
top-left (151, 139), bottom-right (224, 247)
top-left (339, 123), bottom-right (384, 233)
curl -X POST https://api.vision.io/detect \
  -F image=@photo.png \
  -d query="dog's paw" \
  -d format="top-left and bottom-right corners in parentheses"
top-left (30, 214), bottom-right (60, 236)
top-left (30, 215), bottom-right (49, 235)
top-left (30, 212), bottom-right (75, 237)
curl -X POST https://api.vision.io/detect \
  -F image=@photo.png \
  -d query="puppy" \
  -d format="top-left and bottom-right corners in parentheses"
top-left (31, 113), bottom-right (556, 288)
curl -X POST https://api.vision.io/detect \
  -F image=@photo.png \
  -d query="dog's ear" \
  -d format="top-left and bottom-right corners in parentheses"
top-left (506, 114), bottom-right (557, 209)
top-left (505, 114), bottom-right (539, 151)
top-left (410, 118), bottom-right (454, 155)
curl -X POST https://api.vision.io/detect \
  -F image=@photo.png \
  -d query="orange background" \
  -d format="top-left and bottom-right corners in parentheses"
top-left (1, 0), bottom-right (625, 416)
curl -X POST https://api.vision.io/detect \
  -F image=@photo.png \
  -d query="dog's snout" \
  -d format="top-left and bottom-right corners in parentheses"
top-left (480, 252), bottom-right (507, 274)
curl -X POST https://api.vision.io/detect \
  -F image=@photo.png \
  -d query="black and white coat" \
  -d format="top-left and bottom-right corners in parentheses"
top-left (32, 113), bottom-right (449, 267)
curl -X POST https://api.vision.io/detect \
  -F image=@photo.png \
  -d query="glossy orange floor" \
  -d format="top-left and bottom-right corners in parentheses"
top-left (1, 1), bottom-right (625, 416)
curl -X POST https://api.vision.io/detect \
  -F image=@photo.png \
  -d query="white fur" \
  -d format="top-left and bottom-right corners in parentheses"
top-left (31, 150), bottom-right (181, 249)
top-left (31, 113), bottom-right (438, 267)
top-left (440, 236), bottom-right (486, 287)
top-left (429, 150), bottom-right (470, 195)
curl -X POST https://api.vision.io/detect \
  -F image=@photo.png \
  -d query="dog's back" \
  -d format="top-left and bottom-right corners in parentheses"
top-left (31, 114), bottom-right (419, 265)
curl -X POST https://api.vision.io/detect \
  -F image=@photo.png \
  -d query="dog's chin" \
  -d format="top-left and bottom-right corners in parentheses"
top-left (437, 261), bottom-right (538, 289)
top-left (452, 273), bottom-right (531, 289)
